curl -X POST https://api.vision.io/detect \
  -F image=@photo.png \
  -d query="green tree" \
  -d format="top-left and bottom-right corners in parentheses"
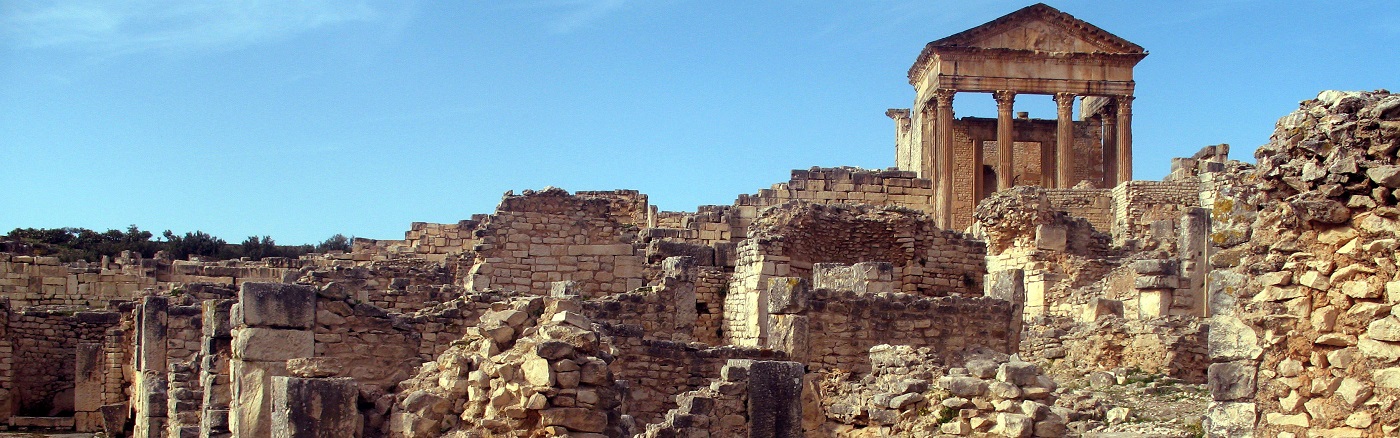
top-left (315, 234), bottom-right (353, 253)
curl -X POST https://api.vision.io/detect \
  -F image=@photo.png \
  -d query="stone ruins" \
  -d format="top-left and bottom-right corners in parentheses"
top-left (1, 3), bottom-right (1397, 438)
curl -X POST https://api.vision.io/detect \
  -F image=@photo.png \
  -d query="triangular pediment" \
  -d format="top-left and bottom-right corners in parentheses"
top-left (930, 3), bottom-right (1143, 54)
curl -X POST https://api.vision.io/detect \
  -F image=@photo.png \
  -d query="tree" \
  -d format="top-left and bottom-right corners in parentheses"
top-left (163, 230), bottom-right (226, 260)
top-left (315, 234), bottom-right (353, 253)
top-left (240, 235), bottom-right (279, 261)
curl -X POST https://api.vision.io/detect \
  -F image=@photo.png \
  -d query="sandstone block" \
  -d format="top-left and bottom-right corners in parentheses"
top-left (994, 413), bottom-right (1033, 438)
top-left (523, 357), bottom-right (554, 387)
top-left (1204, 402), bottom-right (1255, 438)
top-left (765, 277), bottom-right (809, 314)
top-left (230, 360), bottom-right (290, 438)
top-left (540, 407), bottom-right (607, 433)
top-left (233, 328), bottom-right (314, 362)
top-left (238, 283), bottom-right (316, 329)
top-left (1208, 361), bottom-right (1256, 401)
top-left (270, 376), bottom-right (360, 438)
top-left (940, 376), bottom-right (988, 397)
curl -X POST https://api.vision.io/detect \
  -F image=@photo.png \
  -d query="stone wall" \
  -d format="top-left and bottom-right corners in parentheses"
top-left (463, 188), bottom-right (646, 297)
top-left (3, 308), bottom-right (120, 420)
top-left (1111, 180), bottom-right (1202, 243)
top-left (1043, 188), bottom-right (1114, 232)
top-left (1205, 90), bottom-right (1400, 437)
top-left (0, 253), bottom-right (156, 307)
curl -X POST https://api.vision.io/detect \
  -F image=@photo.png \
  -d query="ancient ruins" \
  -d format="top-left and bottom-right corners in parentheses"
top-left (2, 3), bottom-right (1398, 437)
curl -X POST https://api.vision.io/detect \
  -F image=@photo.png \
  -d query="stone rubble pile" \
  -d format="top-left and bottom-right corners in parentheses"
top-left (388, 296), bottom-right (626, 438)
top-left (932, 354), bottom-right (1066, 437)
top-left (1207, 90), bottom-right (1400, 437)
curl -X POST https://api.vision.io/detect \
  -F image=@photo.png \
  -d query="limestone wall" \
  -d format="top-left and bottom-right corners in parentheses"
top-left (1111, 180), bottom-right (1202, 242)
top-left (1043, 188), bottom-right (1113, 232)
top-left (463, 188), bottom-right (645, 297)
top-left (604, 328), bottom-right (787, 426)
top-left (2, 308), bottom-right (120, 420)
top-left (798, 289), bottom-right (1015, 374)
top-left (0, 253), bottom-right (156, 307)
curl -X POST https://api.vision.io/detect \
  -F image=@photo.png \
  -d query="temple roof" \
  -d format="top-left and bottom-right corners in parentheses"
top-left (909, 3), bottom-right (1146, 82)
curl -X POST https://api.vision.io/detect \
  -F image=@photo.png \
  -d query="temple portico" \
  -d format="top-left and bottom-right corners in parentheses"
top-left (888, 3), bottom-right (1146, 229)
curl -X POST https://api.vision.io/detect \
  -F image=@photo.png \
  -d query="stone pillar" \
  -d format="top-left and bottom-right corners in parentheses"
top-left (135, 295), bottom-right (169, 438)
top-left (934, 89), bottom-right (956, 228)
top-left (202, 299), bottom-right (236, 438)
top-left (1054, 92), bottom-right (1077, 188)
top-left (765, 277), bottom-right (810, 364)
top-left (230, 283), bottom-right (316, 438)
top-left (662, 256), bottom-right (697, 343)
top-left (747, 361), bottom-right (805, 438)
top-left (993, 90), bottom-right (1016, 190)
top-left (0, 298), bottom-right (11, 427)
top-left (1101, 108), bottom-right (1118, 188)
top-left (887, 109), bottom-right (912, 172)
top-left (74, 343), bottom-right (105, 432)
top-left (270, 377), bottom-right (360, 438)
top-left (1179, 208), bottom-right (1211, 317)
top-left (1115, 95), bottom-right (1134, 183)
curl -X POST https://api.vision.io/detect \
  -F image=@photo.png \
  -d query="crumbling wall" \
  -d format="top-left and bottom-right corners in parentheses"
top-left (1111, 180), bottom-right (1202, 244)
top-left (0, 253), bottom-right (156, 307)
top-left (5, 308), bottom-right (120, 419)
top-left (463, 188), bottom-right (645, 297)
top-left (1043, 188), bottom-right (1113, 232)
top-left (1206, 90), bottom-right (1400, 437)
top-left (723, 203), bottom-right (986, 347)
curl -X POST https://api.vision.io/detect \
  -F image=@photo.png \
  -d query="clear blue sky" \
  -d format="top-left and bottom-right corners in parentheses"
top-left (3, 1), bottom-right (1397, 244)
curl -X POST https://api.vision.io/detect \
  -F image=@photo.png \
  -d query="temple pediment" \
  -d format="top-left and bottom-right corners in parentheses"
top-left (928, 3), bottom-right (1144, 55)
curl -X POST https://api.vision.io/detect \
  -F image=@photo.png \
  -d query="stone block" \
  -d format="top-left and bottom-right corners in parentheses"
top-left (749, 361), bottom-right (804, 438)
top-left (75, 342), bottom-right (104, 412)
top-left (233, 328), bottom-right (313, 362)
top-left (1138, 289), bottom-right (1171, 318)
top-left (1082, 298), bottom-right (1123, 322)
top-left (238, 283), bottom-right (316, 329)
top-left (1132, 259), bottom-right (1175, 275)
top-left (765, 277), bottom-right (809, 314)
top-left (540, 407), bottom-right (607, 433)
top-left (1204, 401), bottom-right (1255, 438)
top-left (1208, 361), bottom-right (1256, 401)
top-left (202, 299), bottom-right (236, 338)
top-left (230, 360), bottom-right (290, 438)
top-left (271, 377), bottom-right (360, 438)
top-left (1034, 225), bottom-right (1067, 251)
top-left (1133, 275), bottom-right (1179, 289)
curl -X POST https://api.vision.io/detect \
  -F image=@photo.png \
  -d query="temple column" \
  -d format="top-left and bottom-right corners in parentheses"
top-left (1116, 95), bottom-right (1134, 183)
top-left (993, 90), bottom-right (1016, 190)
top-left (1054, 92), bottom-right (1076, 188)
top-left (934, 89), bottom-right (956, 228)
top-left (1101, 107), bottom-right (1118, 188)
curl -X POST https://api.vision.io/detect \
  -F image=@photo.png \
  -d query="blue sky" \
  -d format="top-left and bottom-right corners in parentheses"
top-left (2, 1), bottom-right (1397, 244)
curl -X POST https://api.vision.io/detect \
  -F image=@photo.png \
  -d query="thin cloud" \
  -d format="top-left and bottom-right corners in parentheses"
top-left (551, 0), bottom-right (627, 34)
top-left (0, 0), bottom-right (380, 54)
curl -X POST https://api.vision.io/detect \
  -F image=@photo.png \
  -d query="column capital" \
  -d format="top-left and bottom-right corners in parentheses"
top-left (1116, 95), bottom-right (1135, 112)
top-left (1053, 92), bottom-right (1077, 107)
top-left (885, 108), bottom-right (910, 120)
top-left (934, 89), bottom-right (956, 107)
top-left (992, 90), bottom-right (1016, 106)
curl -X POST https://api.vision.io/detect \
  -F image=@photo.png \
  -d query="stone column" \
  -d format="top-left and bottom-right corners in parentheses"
top-left (993, 90), bottom-right (1016, 190)
top-left (934, 89), bottom-right (956, 228)
top-left (886, 109), bottom-right (912, 172)
top-left (1115, 95), bottom-right (1134, 183)
top-left (202, 299), bottom-right (235, 438)
top-left (747, 361), bottom-right (805, 438)
top-left (134, 295), bottom-right (169, 438)
top-left (1054, 92), bottom-right (1077, 188)
top-left (1101, 108), bottom-right (1118, 188)
top-left (74, 343), bottom-right (104, 432)
top-left (230, 283), bottom-right (316, 438)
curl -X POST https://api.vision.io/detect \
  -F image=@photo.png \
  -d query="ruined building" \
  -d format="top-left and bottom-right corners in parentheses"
top-left (2, 3), bottom-right (1398, 438)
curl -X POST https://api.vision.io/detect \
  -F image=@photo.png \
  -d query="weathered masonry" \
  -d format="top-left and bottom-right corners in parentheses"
top-left (889, 3), bottom-right (1146, 229)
